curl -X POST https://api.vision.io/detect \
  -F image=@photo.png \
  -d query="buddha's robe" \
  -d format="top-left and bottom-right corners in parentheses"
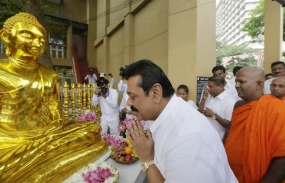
top-left (225, 95), bottom-right (285, 183)
top-left (0, 62), bottom-right (107, 182)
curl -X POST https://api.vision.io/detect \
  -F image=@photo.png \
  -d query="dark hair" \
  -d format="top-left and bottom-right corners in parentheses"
top-left (208, 76), bottom-right (225, 86)
top-left (265, 73), bottom-right (273, 78)
top-left (233, 66), bottom-right (243, 76)
top-left (212, 65), bottom-right (226, 74)
top-left (125, 59), bottom-right (175, 98)
top-left (271, 61), bottom-right (285, 68)
top-left (96, 78), bottom-right (109, 86)
top-left (177, 85), bottom-right (189, 94)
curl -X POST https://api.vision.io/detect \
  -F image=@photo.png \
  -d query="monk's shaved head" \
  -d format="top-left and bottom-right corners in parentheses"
top-left (235, 67), bottom-right (264, 103)
top-left (237, 67), bottom-right (265, 82)
top-left (270, 76), bottom-right (285, 99)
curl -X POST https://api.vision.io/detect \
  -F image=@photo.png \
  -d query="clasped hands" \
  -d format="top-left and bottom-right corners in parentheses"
top-left (126, 118), bottom-right (154, 162)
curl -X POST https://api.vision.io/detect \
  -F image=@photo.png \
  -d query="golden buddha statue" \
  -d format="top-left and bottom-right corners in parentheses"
top-left (0, 13), bottom-right (107, 183)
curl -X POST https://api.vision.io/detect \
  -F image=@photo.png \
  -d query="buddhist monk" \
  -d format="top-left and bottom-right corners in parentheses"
top-left (224, 67), bottom-right (285, 183)
top-left (270, 76), bottom-right (285, 102)
top-left (0, 13), bottom-right (107, 182)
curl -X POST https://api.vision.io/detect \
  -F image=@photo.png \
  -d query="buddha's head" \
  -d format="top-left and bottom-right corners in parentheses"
top-left (0, 12), bottom-right (47, 59)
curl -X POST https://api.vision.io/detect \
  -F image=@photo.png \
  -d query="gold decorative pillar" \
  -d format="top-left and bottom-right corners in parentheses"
top-left (63, 81), bottom-right (69, 122)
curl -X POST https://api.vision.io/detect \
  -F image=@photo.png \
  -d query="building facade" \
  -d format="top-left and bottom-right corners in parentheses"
top-left (216, 0), bottom-right (263, 49)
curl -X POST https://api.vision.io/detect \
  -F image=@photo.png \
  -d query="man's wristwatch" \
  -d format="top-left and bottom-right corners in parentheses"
top-left (212, 113), bottom-right (217, 120)
top-left (141, 160), bottom-right (154, 172)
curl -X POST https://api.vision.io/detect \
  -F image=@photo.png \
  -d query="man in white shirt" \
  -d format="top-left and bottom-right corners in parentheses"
top-left (200, 65), bottom-right (239, 102)
top-left (264, 61), bottom-right (285, 94)
top-left (91, 77), bottom-right (120, 135)
top-left (118, 66), bottom-right (128, 96)
top-left (85, 69), bottom-right (97, 84)
top-left (119, 93), bottom-right (134, 119)
top-left (198, 76), bottom-right (236, 140)
top-left (107, 73), bottom-right (114, 88)
top-left (118, 78), bottom-right (128, 95)
top-left (124, 60), bottom-right (238, 183)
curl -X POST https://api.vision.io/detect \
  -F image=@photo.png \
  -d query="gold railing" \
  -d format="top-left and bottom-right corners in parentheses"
top-left (60, 82), bottom-right (102, 122)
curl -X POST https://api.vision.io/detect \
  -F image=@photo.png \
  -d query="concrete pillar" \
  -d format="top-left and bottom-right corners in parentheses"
top-left (264, 0), bottom-right (283, 73)
top-left (102, 0), bottom-right (109, 73)
top-left (103, 36), bottom-right (109, 72)
top-left (124, 13), bottom-right (134, 66)
top-left (66, 26), bottom-right (72, 61)
top-left (168, 0), bottom-right (216, 102)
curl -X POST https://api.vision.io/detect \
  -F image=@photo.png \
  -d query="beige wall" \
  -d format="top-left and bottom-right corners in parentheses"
top-left (90, 0), bottom-right (216, 102)
top-left (133, 0), bottom-right (168, 73)
top-left (45, 0), bottom-right (87, 22)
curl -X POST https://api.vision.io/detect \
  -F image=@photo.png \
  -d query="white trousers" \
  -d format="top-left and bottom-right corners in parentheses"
top-left (100, 118), bottom-right (120, 135)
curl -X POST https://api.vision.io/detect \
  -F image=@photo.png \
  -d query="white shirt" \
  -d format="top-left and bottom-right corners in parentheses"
top-left (85, 74), bottom-right (97, 84)
top-left (119, 94), bottom-right (134, 119)
top-left (91, 87), bottom-right (119, 121)
top-left (109, 77), bottom-right (114, 88)
top-left (118, 80), bottom-right (128, 95)
top-left (204, 90), bottom-right (236, 139)
top-left (188, 100), bottom-right (198, 109)
top-left (200, 81), bottom-right (240, 103)
top-left (227, 77), bottom-right (235, 86)
top-left (264, 77), bottom-right (275, 94)
top-left (151, 95), bottom-right (238, 183)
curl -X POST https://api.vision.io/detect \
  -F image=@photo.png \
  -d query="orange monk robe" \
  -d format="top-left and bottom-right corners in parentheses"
top-left (225, 95), bottom-right (285, 183)
top-left (282, 96), bottom-right (285, 102)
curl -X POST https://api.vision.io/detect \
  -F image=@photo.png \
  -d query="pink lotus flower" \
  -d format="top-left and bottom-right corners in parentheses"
top-left (78, 111), bottom-right (96, 121)
top-left (82, 166), bottom-right (114, 183)
top-left (118, 118), bottom-right (146, 132)
top-left (102, 133), bottom-right (123, 146)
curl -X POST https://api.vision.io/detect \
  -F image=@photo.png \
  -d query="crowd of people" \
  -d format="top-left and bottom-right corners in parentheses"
top-left (90, 59), bottom-right (285, 182)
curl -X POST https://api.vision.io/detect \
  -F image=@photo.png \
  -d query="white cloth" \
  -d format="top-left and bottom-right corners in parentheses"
top-left (118, 80), bottom-right (128, 95)
top-left (100, 118), bottom-right (120, 135)
top-left (224, 81), bottom-right (241, 101)
top-left (188, 100), bottom-right (198, 109)
top-left (204, 90), bottom-right (236, 139)
top-left (264, 77), bottom-right (275, 94)
top-left (85, 74), bottom-right (97, 84)
top-left (109, 77), bottom-right (114, 88)
top-left (91, 87), bottom-right (120, 135)
top-left (227, 77), bottom-right (235, 86)
top-left (151, 95), bottom-right (238, 183)
top-left (119, 94), bottom-right (134, 119)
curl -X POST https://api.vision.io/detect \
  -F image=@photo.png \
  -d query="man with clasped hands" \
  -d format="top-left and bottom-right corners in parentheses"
top-left (124, 59), bottom-right (237, 183)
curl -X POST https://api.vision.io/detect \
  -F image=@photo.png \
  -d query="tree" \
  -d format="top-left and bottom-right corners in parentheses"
top-left (0, 0), bottom-right (66, 68)
top-left (242, 0), bottom-right (285, 42)
top-left (216, 41), bottom-right (258, 78)
top-left (225, 55), bottom-right (257, 79)
top-left (216, 41), bottom-right (255, 65)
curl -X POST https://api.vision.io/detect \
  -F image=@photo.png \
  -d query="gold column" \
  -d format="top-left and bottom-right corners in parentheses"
top-left (83, 84), bottom-right (87, 113)
top-left (71, 83), bottom-right (76, 120)
top-left (63, 81), bottom-right (69, 122)
top-left (77, 84), bottom-right (83, 116)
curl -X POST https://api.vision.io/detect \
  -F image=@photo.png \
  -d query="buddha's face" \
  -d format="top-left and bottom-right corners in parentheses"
top-left (10, 22), bottom-right (46, 58)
